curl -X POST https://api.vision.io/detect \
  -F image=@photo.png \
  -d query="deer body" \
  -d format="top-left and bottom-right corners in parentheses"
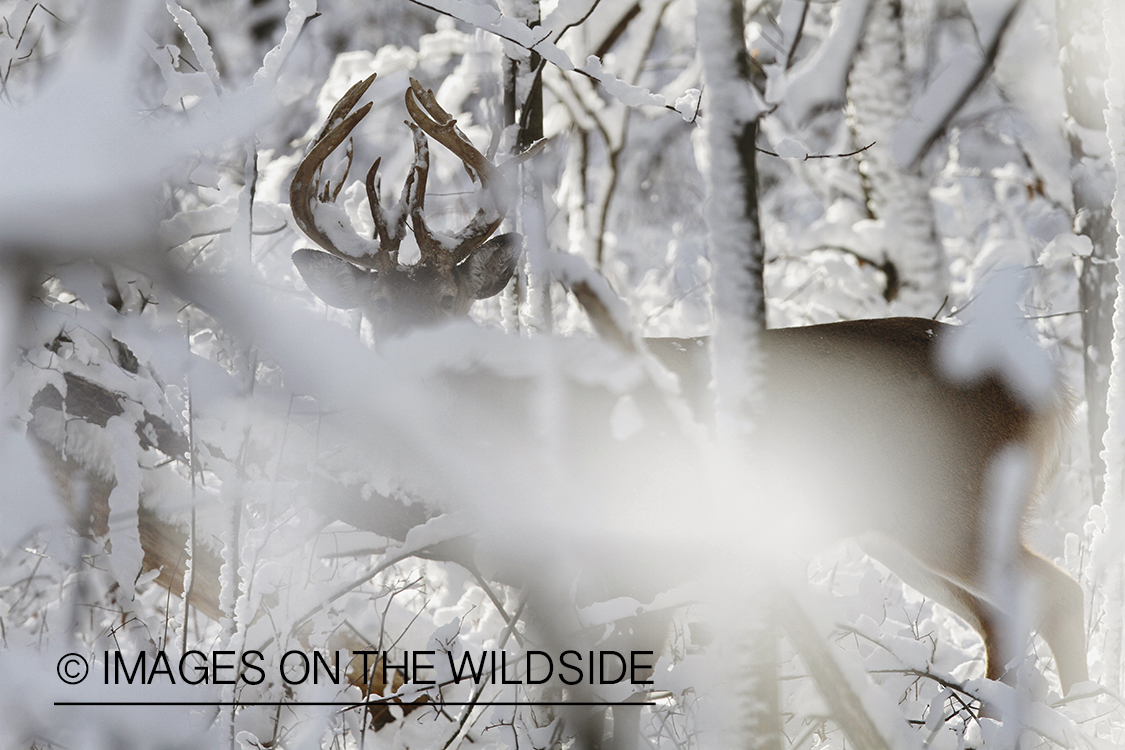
top-left (15, 74), bottom-right (1085, 750)
top-left (651, 319), bottom-right (1086, 693)
top-left (281, 75), bottom-right (1092, 727)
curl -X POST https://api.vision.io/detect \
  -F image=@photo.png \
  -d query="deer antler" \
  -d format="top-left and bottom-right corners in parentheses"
top-left (289, 74), bottom-right (386, 269)
top-left (404, 78), bottom-right (507, 270)
top-left (289, 74), bottom-right (509, 275)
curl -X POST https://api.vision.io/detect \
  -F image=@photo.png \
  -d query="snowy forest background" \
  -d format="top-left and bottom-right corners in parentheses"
top-left (0, 0), bottom-right (1124, 747)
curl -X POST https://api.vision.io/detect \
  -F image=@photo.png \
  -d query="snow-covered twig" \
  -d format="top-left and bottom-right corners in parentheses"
top-left (890, 0), bottom-right (1022, 167)
top-left (409, 0), bottom-right (674, 112)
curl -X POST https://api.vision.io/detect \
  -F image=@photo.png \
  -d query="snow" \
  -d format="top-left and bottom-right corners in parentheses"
top-left (105, 416), bottom-right (145, 600)
top-left (580, 55), bottom-right (667, 109)
top-left (783, 0), bottom-right (875, 123)
top-left (1038, 232), bottom-right (1093, 267)
top-left (253, 0), bottom-right (315, 87)
top-left (1091, 0), bottom-right (1125, 696)
top-left (159, 201), bottom-right (241, 250)
top-left (674, 87), bottom-right (701, 121)
top-left (166, 2), bottom-right (221, 92)
top-left (774, 137), bottom-right (807, 159)
top-left (937, 267), bottom-right (1057, 406)
top-left (0, 424), bottom-right (60, 549)
top-left (0, 0), bottom-right (1120, 747)
top-left (891, 0), bottom-right (1021, 167)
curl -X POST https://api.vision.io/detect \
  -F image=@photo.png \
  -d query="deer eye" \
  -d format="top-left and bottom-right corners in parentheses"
top-left (439, 295), bottom-right (456, 312)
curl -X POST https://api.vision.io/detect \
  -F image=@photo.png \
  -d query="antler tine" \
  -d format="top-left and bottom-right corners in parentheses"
top-left (405, 78), bottom-right (500, 186)
top-left (319, 74), bottom-right (378, 141)
top-left (365, 144), bottom-right (421, 272)
top-left (364, 157), bottom-right (397, 271)
top-left (327, 139), bottom-right (355, 204)
top-left (405, 78), bottom-right (506, 266)
top-left (402, 120), bottom-right (444, 267)
top-left (290, 74), bottom-right (384, 268)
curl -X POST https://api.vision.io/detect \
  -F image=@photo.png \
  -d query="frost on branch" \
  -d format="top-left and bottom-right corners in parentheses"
top-left (782, 0), bottom-right (876, 122)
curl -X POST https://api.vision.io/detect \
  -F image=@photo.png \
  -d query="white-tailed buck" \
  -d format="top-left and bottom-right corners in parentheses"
top-left (286, 77), bottom-right (1089, 707)
top-left (289, 75), bottom-right (521, 341)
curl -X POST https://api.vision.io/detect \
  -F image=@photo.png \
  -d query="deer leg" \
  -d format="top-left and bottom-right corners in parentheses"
top-left (867, 533), bottom-right (1087, 693)
top-left (967, 598), bottom-right (1013, 684)
top-left (959, 547), bottom-right (1088, 694)
top-left (859, 535), bottom-right (1005, 680)
top-left (1018, 546), bottom-right (1087, 693)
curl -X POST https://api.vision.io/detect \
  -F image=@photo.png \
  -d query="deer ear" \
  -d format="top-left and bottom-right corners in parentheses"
top-left (292, 248), bottom-right (376, 310)
top-left (457, 233), bottom-right (523, 300)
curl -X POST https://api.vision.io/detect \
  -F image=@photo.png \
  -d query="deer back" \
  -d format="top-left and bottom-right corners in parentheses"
top-left (652, 318), bottom-right (1060, 552)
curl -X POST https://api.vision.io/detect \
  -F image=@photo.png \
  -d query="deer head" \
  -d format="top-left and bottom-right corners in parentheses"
top-left (290, 75), bottom-right (520, 340)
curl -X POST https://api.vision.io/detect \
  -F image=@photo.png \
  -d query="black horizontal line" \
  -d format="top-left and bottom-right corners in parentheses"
top-left (54, 701), bottom-right (657, 707)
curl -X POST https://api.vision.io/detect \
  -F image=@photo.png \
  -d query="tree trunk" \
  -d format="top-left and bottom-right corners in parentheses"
top-left (501, 0), bottom-right (551, 333)
top-left (697, 1), bottom-right (777, 748)
top-left (1087, 0), bottom-right (1125, 696)
top-left (1058, 0), bottom-right (1119, 507)
top-left (847, 0), bottom-right (946, 316)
